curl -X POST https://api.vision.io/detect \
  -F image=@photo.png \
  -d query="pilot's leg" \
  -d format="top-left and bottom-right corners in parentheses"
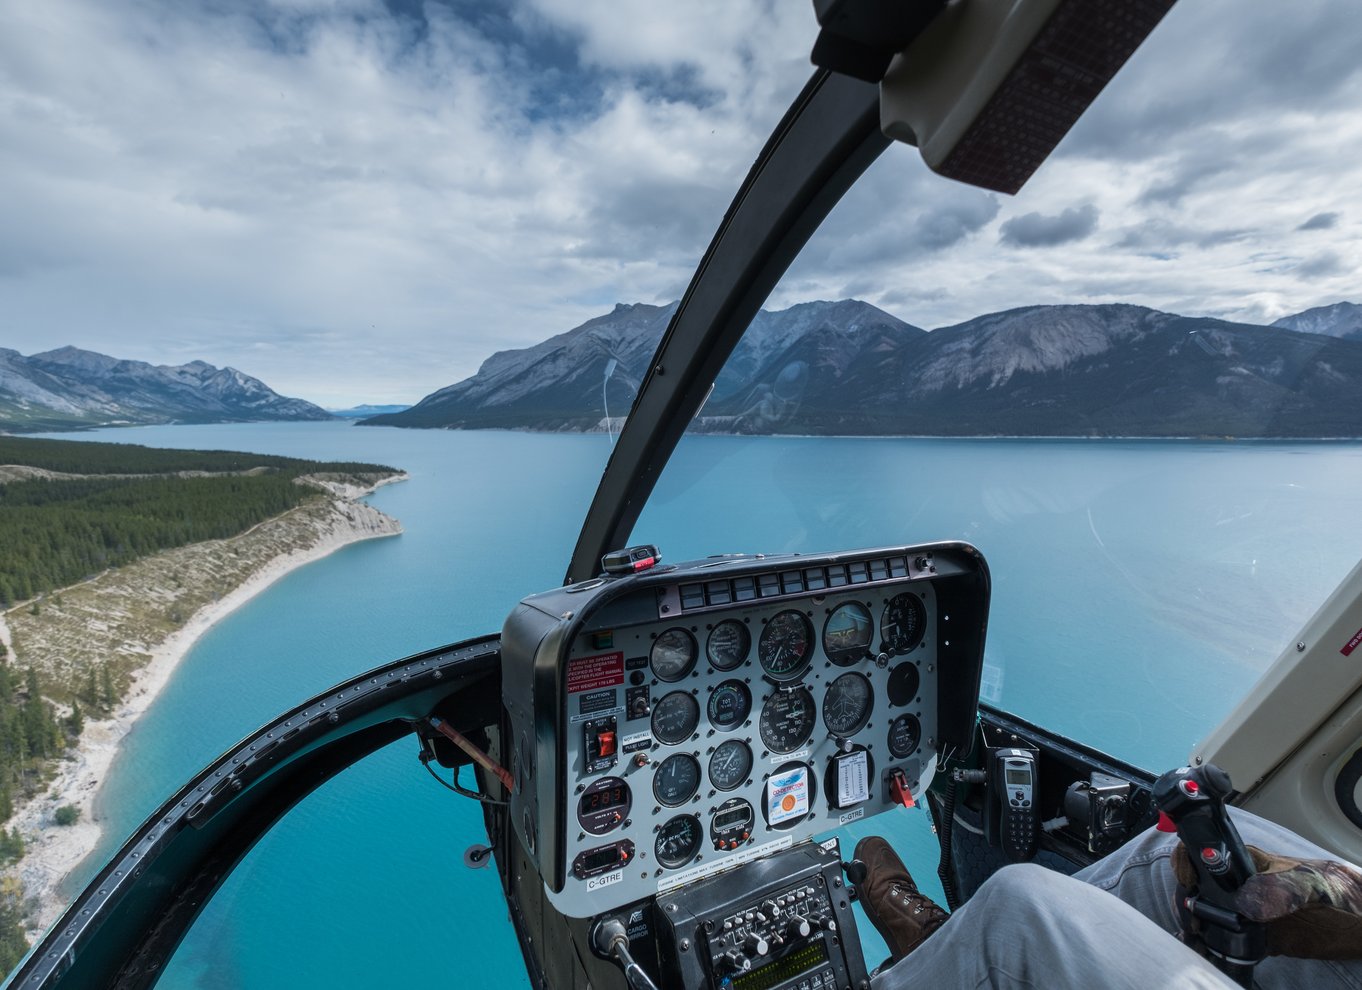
top-left (871, 862), bottom-right (1235, 989)
top-left (1075, 808), bottom-right (1362, 990)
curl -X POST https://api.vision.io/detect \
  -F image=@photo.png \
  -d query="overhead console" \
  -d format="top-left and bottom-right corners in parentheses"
top-left (501, 542), bottom-right (991, 920)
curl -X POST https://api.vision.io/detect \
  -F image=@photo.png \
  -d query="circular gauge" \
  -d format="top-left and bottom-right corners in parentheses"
top-left (759, 687), bottom-right (816, 754)
top-left (577, 777), bottom-right (631, 835)
top-left (707, 620), bottom-right (750, 671)
top-left (822, 672), bottom-right (873, 737)
top-left (651, 628), bottom-right (698, 682)
top-left (881, 594), bottom-right (927, 656)
top-left (653, 753), bottom-right (700, 807)
top-left (710, 798), bottom-right (754, 851)
top-left (887, 662), bottom-right (920, 707)
top-left (887, 713), bottom-right (922, 758)
top-left (759, 611), bottom-right (814, 681)
top-left (651, 691), bottom-right (700, 745)
top-left (708, 739), bottom-right (753, 791)
top-left (655, 814), bottom-right (702, 869)
top-left (706, 679), bottom-right (752, 730)
top-left (823, 602), bottom-right (874, 666)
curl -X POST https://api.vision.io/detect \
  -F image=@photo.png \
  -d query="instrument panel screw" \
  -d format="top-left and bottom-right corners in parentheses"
top-left (1297, 641), bottom-right (1307, 652)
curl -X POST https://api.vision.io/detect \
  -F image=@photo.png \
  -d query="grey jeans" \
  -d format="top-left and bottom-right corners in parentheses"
top-left (872, 809), bottom-right (1362, 989)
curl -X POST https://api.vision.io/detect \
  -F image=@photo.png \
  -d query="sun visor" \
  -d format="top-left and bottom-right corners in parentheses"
top-left (879, 0), bottom-right (1176, 195)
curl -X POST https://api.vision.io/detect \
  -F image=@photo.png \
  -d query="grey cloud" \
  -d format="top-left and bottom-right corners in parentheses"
top-left (1298, 211), bottom-right (1341, 231)
top-left (1061, 0), bottom-right (1362, 162)
top-left (1112, 219), bottom-right (1250, 252)
top-left (999, 204), bottom-right (1099, 248)
top-left (1295, 251), bottom-right (1345, 278)
top-left (783, 151), bottom-right (1001, 283)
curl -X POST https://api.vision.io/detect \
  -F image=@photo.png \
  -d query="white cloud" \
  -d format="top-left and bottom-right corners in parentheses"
top-left (0, 0), bottom-right (1358, 404)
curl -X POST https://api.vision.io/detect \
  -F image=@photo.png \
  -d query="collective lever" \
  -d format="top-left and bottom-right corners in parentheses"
top-left (590, 918), bottom-right (661, 990)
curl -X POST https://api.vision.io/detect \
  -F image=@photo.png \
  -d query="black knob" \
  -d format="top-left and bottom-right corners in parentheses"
top-left (744, 934), bottom-right (770, 957)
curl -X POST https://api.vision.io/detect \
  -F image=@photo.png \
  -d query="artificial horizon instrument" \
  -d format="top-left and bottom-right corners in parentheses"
top-left (11, 1), bottom-right (1362, 988)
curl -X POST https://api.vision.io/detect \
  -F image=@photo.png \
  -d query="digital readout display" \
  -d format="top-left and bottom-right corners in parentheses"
top-left (580, 784), bottom-right (627, 813)
top-left (731, 941), bottom-right (829, 990)
top-left (714, 805), bottom-right (752, 831)
top-left (580, 845), bottom-right (622, 874)
top-left (1005, 768), bottom-right (1031, 786)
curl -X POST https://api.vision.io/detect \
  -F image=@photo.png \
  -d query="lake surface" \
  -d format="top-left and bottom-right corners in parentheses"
top-left (34, 423), bottom-right (1362, 987)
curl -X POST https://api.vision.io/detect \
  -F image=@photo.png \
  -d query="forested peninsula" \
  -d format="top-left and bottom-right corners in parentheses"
top-left (0, 436), bottom-right (406, 971)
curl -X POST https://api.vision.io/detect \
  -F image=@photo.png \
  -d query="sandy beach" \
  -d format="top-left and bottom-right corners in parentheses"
top-left (2, 474), bottom-right (406, 940)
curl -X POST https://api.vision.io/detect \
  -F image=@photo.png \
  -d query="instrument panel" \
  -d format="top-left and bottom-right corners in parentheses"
top-left (500, 543), bottom-right (990, 918)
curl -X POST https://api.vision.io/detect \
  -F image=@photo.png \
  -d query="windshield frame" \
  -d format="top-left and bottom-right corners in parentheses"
top-left (564, 68), bottom-right (887, 583)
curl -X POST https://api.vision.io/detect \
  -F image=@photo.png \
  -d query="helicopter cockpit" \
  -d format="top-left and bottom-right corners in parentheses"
top-left (8, 1), bottom-right (1362, 988)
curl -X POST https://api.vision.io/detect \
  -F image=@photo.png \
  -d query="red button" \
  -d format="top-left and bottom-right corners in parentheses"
top-left (1185, 780), bottom-right (1199, 793)
top-left (1156, 812), bottom-right (1178, 833)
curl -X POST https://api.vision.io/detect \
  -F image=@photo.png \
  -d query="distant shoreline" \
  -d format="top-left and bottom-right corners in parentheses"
top-left (355, 423), bottom-right (1362, 443)
top-left (1, 473), bottom-right (406, 943)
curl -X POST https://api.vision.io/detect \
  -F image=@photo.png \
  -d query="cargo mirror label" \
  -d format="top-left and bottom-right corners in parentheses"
top-left (766, 766), bottom-right (810, 826)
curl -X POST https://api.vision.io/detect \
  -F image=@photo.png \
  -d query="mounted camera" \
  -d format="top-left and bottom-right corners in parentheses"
top-left (1063, 772), bottom-right (1133, 854)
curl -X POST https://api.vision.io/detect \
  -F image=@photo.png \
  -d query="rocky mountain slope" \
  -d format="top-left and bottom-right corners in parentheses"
top-left (362, 300), bottom-right (922, 431)
top-left (0, 347), bottom-right (332, 432)
top-left (1271, 302), bottom-right (1362, 341)
top-left (363, 300), bottom-right (1362, 438)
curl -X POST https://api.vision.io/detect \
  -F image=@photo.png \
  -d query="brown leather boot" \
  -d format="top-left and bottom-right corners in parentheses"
top-left (853, 836), bottom-right (950, 963)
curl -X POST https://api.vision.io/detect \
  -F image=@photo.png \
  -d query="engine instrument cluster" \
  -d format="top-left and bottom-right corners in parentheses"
top-left (500, 543), bottom-right (990, 918)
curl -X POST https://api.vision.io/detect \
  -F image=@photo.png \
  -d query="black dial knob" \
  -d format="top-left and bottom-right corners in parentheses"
top-left (744, 934), bottom-right (769, 956)
top-left (789, 916), bottom-right (811, 937)
top-left (722, 951), bottom-right (750, 972)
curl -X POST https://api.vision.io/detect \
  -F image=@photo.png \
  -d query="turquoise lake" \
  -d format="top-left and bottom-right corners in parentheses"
top-left (31, 422), bottom-right (1362, 987)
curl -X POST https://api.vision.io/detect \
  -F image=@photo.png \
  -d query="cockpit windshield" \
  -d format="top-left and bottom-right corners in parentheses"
top-left (626, 0), bottom-right (1362, 773)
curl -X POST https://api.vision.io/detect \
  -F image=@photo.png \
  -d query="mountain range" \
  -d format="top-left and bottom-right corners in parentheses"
top-left (362, 299), bottom-right (1362, 438)
top-left (0, 347), bottom-right (332, 433)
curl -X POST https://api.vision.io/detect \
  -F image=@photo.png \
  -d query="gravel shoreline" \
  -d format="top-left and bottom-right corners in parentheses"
top-left (1, 475), bottom-right (405, 943)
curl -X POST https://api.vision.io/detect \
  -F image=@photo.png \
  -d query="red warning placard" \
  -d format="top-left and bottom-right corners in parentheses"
top-left (566, 651), bottom-right (625, 694)
top-left (1342, 628), bottom-right (1362, 658)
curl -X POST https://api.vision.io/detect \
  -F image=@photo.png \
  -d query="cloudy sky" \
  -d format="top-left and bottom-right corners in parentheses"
top-left (1, 0), bottom-right (1358, 406)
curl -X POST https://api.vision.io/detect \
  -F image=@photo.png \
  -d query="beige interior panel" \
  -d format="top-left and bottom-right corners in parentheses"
top-left (1194, 557), bottom-right (1362, 863)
